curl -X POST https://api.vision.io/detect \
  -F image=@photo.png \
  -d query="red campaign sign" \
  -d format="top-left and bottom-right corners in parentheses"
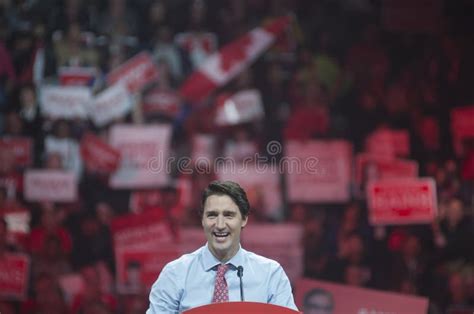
top-left (142, 88), bottom-right (182, 118)
top-left (107, 52), bottom-right (159, 94)
top-left (58, 66), bottom-right (97, 86)
top-left (367, 178), bottom-right (438, 225)
top-left (24, 170), bottom-right (78, 202)
top-left (356, 154), bottom-right (418, 184)
top-left (451, 105), bottom-right (474, 156)
top-left (366, 129), bottom-right (410, 158)
top-left (0, 253), bottom-right (30, 300)
top-left (111, 210), bottom-right (175, 251)
top-left (296, 278), bottom-right (428, 314)
top-left (0, 137), bottom-right (32, 167)
top-left (80, 132), bottom-right (120, 173)
top-left (116, 248), bottom-right (181, 294)
top-left (355, 153), bottom-right (418, 197)
top-left (111, 210), bottom-right (177, 294)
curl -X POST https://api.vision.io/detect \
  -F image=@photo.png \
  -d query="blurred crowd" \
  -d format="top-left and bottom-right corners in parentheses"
top-left (0, 0), bottom-right (473, 313)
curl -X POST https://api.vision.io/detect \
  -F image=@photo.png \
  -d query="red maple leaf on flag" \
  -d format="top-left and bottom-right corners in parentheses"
top-left (219, 34), bottom-right (252, 72)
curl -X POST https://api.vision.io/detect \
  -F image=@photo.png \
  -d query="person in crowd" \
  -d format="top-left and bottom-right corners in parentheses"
top-left (53, 22), bottom-right (99, 68)
top-left (31, 233), bottom-right (72, 282)
top-left (71, 211), bottom-right (114, 272)
top-left (71, 264), bottom-right (117, 314)
top-left (44, 119), bottom-right (83, 177)
top-left (20, 272), bottom-right (68, 314)
top-left (432, 198), bottom-right (473, 263)
top-left (28, 202), bottom-right (72, 256)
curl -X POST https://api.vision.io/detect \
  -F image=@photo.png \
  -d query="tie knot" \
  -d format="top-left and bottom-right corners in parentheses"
top-left (216, 264), bottom-right (229, 276)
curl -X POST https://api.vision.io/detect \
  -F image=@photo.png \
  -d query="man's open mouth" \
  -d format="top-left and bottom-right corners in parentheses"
top-left (213, 232), bottom-right (230, 238)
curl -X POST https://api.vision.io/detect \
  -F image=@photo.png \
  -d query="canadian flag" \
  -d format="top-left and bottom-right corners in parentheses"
top-left (179, 16), bottom-right (290, 103)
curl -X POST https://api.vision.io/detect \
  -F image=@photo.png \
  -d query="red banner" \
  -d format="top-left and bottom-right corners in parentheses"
top-left (296, 278), bottom-right (428, 314)
top-left (58, 66), bottom-right (97, 86)
top-left (179, 16), bottom-right (290, 103)
top-left (80, 132), bottom-right (120, 173)
top-left (367, 178), bottom-right (437, 225)
top-left (107, 52), bottom-right (159, 94)
top-left (0, 253), bottom-right (30, 300)
top-left (0, 137), bottom-right (32, 168)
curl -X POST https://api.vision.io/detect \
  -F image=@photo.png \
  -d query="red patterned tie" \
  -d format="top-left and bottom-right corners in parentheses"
top-left (212, 264), bottom-right (229, 303)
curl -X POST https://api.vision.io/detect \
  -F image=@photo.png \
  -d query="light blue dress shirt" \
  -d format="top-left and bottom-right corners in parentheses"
top-left (146, 243), bottom-right (298, 313)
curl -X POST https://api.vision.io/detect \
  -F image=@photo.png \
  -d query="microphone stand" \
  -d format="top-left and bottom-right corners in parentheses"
top-left (237, 266), bottom-right (244, 301)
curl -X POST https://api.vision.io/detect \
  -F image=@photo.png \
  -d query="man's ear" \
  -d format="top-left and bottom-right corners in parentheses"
top-left (241, 216), bottom-right (248, 229)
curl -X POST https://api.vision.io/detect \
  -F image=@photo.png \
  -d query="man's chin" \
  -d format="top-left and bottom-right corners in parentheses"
top-left (210, 243), bottom-right (232, 258)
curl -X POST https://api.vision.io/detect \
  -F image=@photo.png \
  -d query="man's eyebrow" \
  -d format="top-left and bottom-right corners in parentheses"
top-left (223, 210), bottom-right (237, 215)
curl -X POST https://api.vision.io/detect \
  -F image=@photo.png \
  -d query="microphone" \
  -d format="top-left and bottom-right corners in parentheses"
top-left (237, 266), bottom-right (244, 301)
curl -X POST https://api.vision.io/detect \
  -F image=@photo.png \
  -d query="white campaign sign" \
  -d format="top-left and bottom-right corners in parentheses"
top-left (88, 84), bottom-right (132, 127)
top-left (285, 140), bottom-right (352, 203)
top-left (24, 170), bottom-right (77, 202)
top-left (39, 85), bottom-right (91, 119)
top-left (109, 124), bottom-right (172, 188)
top-left (215, 89), bottom-right (265, 126)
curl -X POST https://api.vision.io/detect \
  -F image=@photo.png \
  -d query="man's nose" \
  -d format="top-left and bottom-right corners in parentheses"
top-left (216, 215), bottom-right (225, 229)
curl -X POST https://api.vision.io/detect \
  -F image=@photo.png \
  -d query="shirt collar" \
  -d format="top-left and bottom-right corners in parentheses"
top-left (202, 243), bottom-right (244, 271)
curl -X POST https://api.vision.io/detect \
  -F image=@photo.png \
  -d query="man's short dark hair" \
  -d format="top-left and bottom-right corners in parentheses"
top-left (201, 181), bottom-right (250, 218)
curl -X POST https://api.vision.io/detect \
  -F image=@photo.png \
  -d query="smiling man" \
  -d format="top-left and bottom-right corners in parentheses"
top-left (146, 180), bottom-right (298, 313)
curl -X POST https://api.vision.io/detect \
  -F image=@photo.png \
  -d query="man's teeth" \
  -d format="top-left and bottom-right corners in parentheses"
top-left (214, 232), bottom-right (229, 237)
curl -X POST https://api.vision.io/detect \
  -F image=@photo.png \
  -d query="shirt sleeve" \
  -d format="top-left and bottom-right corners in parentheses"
top-left (267, 264), bottom-right (299, 311)
top-left (146, 263), bottom-right (183, 314)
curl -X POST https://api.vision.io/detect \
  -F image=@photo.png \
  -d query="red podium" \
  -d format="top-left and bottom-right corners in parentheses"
top-left (183, 302), bottom-right (300, 313)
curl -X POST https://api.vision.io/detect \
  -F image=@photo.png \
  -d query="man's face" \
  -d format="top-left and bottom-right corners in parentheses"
top-left (202, 194), bottom-right (248, 262)
top-left (304, 293), bottom-right (334, 314)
